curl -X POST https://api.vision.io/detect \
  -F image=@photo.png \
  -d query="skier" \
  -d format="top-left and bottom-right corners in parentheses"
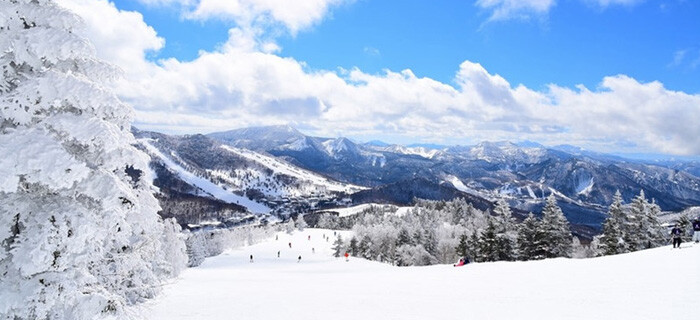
top-left (312, 248), bottom-right (315, 254)
top-left (297, 255), bottom-right (302, 263)
top-left (275, 234), bottom-right (278, 240)
top-left (308, 235), bottom-right (311, 241)
top-left (250, 254), bottom-right (253, 263)
top-left (288, 242), bottom-right (292, 248)
top-left (277, 250), bottom-right (280, 258)
top-left (344, 252), bottom-right (349, 262)
top-left (692, 219), bottom-right (700, 243)
top-left (671, 224), bottom-right (683, 248)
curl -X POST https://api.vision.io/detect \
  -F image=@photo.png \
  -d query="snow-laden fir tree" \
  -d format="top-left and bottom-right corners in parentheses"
top-left (295, 214), bottom-right (308, 231)
top-left (540, 195), bottom-right (573, 258)
top-left (517, 213), bottom-right (547, 260)
top-left (492, 199), bottom-right (517, 257)
top-left (596, 190), bottom-right (628, 256)
top-left (629, 190), bottom-right (665, 250)
top-left (332, 235), bottom-right (344, 258)
top-left (0, 1), bottom-right (186, 318)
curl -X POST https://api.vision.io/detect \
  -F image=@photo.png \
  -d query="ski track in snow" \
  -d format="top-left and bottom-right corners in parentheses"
top-left (138, 139), bottom-right (271, 213)
top-left (142, 228), bottom-right (700, 320)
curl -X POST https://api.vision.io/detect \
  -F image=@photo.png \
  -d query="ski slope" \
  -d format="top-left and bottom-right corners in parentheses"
top-left (220, 145), bottom-right (365, 194)
top-left (142, 229), bottom-right (700, 320)
top-left (138, 139), bottom-right (271, 213)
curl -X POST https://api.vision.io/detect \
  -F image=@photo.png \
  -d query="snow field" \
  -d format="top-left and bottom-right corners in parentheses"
top-left (144, 228), bottom-right (700, 320)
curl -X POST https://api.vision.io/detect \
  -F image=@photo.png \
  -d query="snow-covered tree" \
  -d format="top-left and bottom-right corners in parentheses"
top-left (316, 213), bottom-right (338, 229)
top-left (517, 213), bottom-right (546, 260)
top-left (0, 1), bottom-right (185, 318)
top-left (284, 218), bottom-right (295, 234)
top-left (629, 191), bottom-right (665, 250)
top-left (332, 235), bottom-right (344, 258)
top-left (540, 195), bottom-right (573, 258)
top-left (455, 234), bottom-right (469, 259)
top-left (348, 237), bottom-right (358, 256)
top-left (476, 218), bottom-right (514, 262)
top-left (295, 214), bottom-right (308, 231)
top-left (596, 190), bottom-right (628, 256)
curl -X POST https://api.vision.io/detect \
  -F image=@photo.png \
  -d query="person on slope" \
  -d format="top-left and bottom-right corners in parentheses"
top-left (671, 224), bottom-right (683, 248)
top-left (250, 255), bottom-right (254, 263)
top-left (692, 218), bottom-right (700, 244)
top-left (298, 255), bottom-right (302, 263)
top-left (344, 252), bottom-right (349, 262)
top-left (453, 257), bottom-right (469, 267)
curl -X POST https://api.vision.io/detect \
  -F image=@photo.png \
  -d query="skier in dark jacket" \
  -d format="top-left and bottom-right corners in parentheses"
top-left (671, 224), bottom-right (683, 248)
top-left (692, 219), bottom-right (700, 243)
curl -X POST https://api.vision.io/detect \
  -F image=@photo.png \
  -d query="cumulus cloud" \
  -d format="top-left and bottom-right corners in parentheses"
top-left (58, 0), bottom-right (700, 155)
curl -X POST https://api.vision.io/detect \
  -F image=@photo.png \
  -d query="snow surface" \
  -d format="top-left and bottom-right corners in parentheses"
top-left (317, 203), bottom-right (408, 217)
top-left (143, 228), bottom-right (700, 320)
top-left (138, 139), bottom-right (271, 213)
top-left (444, 175), bottom-right (483, 198)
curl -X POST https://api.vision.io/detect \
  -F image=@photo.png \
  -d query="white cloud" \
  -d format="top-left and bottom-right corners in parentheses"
top-left (177, 0), bottom-right (348, 36)
top-left (60, 0), bottom-right (700, 156)
top-left (475, 0), bottom-right (556, 22)
top-left (592, 0), bottom-right (645, 7)
top-left (56, 0), bottom-right (164, 75)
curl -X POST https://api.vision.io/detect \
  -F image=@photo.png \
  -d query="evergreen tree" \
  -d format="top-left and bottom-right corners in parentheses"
top-left (349, 237), bottom-right (359, 256)
top-left (540, 195), bottom-right (573, 258)
top-left (332, 235), bottom-right (344, 258)
top-left (633, 193), bottom-right (665, 250)
top-left (0, 1), bottom-right (185, 318)
top-left (396, 228), bottom-right (413, 247)
top-left (358, 235), bottom-right (372, 259)
top-left (597, 190), bottom-right (627, 256)
top-left (517, 213), bottom-right (546, 260)
top-left (295, 214), bottom-right (308, 231)
top-left (492, 199), bottom-right (517, 259)
top-left (455, 234), bottom-right (469, 259)
top-left (477, 219), bottom-right (501, 262)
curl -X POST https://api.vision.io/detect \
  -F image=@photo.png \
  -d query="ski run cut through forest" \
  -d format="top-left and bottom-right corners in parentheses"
top-left (141, 228), bottom-right (700, 320)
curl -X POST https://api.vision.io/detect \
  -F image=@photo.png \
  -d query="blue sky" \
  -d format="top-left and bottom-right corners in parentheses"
top-left (114, 0), bottom-right (700, 93)
top-left (59, 0), bottom-right (700, 155)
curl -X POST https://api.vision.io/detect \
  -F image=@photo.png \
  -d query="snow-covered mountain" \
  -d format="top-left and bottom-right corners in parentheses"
top-left (206, 125), bottom-right (700, 231)
top-left (133, 129), bottom-right (365, 222)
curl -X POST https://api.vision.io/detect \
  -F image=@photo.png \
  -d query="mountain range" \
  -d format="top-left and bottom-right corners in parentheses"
top-left (135, 125), bottom-right (700, 237)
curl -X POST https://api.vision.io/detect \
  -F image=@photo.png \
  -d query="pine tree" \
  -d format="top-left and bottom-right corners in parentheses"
top-left (540, 195), bottom-right (573, 258)
top-left (0, 1), bottom-right (185, 318)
